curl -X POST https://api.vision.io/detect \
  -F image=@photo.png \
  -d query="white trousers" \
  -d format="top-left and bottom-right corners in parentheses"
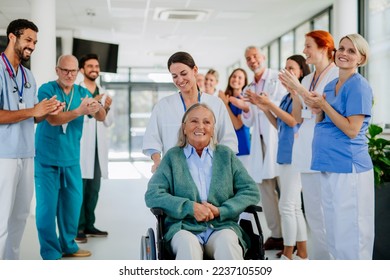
top-left (0, 158), bottom-right (34, 259)
top-left (301, 172), bottom-right (330, 259)
top-left (171, 229), bottom-right (243, 260)
top-left (258, 178), bottom-right (282, 238)
top-left (278, 164), bottom-right (307, 246)
top-left (320, 169), bottom-right (374, 260)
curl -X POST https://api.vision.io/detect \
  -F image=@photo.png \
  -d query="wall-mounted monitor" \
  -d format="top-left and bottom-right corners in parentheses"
top-left (72, 38), bottom-right (119, 73)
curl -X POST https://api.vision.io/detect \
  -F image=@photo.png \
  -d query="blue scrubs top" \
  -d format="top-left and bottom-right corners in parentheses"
top-left (311, 74), bottom-right (373, 173)
top-left (277, 93), bottom-right (298, 164)
top-left (0, 60), bottom-right (38, 158)
top-left (229, 100), bottom-right (250, 156)
top-left (35, 81), bottom-right (91, 167)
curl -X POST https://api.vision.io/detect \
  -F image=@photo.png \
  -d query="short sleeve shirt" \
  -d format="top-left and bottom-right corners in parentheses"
top-left (229, 100), bottom-right (250, 156)
top-left (0, 60), bottom-right (38, 158)
top-left (35, 81), bottom-right (91, 167)
top-left (311, 74), bottom-right (373, 173)
top-left (277, 93), bottom-right (298, 164)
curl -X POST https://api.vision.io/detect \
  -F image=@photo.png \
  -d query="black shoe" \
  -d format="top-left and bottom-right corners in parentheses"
top-left (75, 232), bottom-right (88, 243)
top-left (84, 228), bottom-right (108, 237)
top-left (264, 237), bottom-right (284, 250)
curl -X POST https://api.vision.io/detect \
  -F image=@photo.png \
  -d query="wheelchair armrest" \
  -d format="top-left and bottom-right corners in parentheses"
top-left (242, 205), bottom-right (264, 240)
top-left (244, 205), bottom-right (263, 214)
top-left (150, 207), bottom-right (165, 217)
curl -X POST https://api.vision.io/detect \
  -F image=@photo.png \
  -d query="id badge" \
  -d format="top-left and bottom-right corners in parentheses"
top-left (18, 102), bottom-right (26, 110)
top-left (62, 123), bottom-right (68, 134)
top-left (301, 108), bottom-right (312, 119)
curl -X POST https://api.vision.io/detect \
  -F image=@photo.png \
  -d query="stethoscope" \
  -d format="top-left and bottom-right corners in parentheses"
top-left (1, 52), bottom-right (31, 103)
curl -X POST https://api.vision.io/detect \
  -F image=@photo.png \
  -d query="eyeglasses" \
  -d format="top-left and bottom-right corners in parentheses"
top-left (57, 67), bottom-right (78, 76)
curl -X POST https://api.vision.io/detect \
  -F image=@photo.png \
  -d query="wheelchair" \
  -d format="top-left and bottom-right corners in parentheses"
top-left (140, 205), bottom-right (266, 260)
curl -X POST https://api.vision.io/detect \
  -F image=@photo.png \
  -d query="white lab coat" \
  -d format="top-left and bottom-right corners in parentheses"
top-left (79, 83), bottom-right (113, 179)
top-left (242, 69), bottom-right (285, 183)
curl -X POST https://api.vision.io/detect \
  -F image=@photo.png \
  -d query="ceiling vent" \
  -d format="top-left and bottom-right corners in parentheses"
top-left (154, 8), bottom-right (209, 21)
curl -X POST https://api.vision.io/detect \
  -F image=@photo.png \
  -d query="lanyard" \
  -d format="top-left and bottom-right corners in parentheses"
top-left (179, 91), bottom-right (201, 112)
top-left (309, 63), bottom-right (332, 91)
top-left (58, 83), bottom-right (74, 112)
top-left (1, 53), bottom-right (29, 103)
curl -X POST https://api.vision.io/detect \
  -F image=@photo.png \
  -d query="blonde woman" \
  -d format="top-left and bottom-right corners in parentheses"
top-left (305, 34), bottom-right (374, 260)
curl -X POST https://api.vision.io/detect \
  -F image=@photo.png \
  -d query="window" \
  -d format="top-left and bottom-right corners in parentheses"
top-left (313, 11), bottom-right (330, 31)
top-left (366, 0), bottom-right (390, 126)
top-left (295, 22), bottom-right (311, 55)
top-left (281, 31), bottom-right (294, 68)
top-left (260, 7), bottom-right (332, 73)
top-left (269, 40), bottom-right (280, 70)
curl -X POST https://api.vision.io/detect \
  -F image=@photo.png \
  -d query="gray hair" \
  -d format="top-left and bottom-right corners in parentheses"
top-left (177, 103), bottom-right (217, 149)
top-left (56, 54), bottom-right (79, 68)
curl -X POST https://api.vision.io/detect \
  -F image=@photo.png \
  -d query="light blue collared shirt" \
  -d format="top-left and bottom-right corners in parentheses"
top-left (183, 143), bottom-right (214, 244)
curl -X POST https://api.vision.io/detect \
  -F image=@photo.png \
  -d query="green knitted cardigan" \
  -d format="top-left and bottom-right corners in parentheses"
top-left (145, 144), bottom-right (260, 252)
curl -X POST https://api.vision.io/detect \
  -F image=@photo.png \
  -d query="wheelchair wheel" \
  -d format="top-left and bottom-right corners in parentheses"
top-left (140, 228), bottom-right (157, 260)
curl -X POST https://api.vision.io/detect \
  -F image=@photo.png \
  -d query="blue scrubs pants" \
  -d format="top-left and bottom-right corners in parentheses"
top-left (35, 161), bottom-right (82, 260)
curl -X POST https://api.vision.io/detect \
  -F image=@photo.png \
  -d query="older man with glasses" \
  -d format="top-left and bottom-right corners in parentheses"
top-left (34, 54), bottom-right (106, 260)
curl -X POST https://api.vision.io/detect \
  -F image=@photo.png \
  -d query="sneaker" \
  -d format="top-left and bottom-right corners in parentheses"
top-left (276, 246), bottom-right (297, 258)
top-left (63, 249), bottom-right (92, 258)
top-left (84, 228), bottom-right (108, 237)
top-left (75, 232), bottom-right (87, 243)
top-left (293, 254), bottom-right (309, 260)
top-left (280, 254), bottom-right (292, 260)
top-left (264, 237), bottom-right (284, 250)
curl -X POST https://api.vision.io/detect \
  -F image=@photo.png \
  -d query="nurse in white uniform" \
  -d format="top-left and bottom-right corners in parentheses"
top-left (279, 30), bottom-right (338, 259)
top-left (142, 51), bottom-right (237, 172)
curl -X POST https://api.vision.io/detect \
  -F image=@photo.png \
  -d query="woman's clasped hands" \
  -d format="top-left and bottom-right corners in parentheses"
top-left (193, 201), bottom-right (220, 222)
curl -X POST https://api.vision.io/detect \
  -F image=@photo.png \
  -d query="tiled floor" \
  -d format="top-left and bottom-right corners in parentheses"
top-left (20, 161), bottom-right (279, 260)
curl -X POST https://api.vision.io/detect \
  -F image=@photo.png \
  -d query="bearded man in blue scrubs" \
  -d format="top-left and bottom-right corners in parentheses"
top-left (0, 19), bottom-right (62, 260)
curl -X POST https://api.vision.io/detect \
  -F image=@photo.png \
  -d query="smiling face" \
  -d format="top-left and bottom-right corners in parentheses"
top-left (169, 62), bottom-right (197, 93)
top-left (204, 73), bottom-right (218, 94)
top-left (245, 47), bottom-right (265, 73)
top-left (13, 28), bottom-right (37, 62)
top-left (303, 36), bottom-right (326, 66)
top-left (285, 59), bottom-right (302, 79)
top-left (81, 58), bottom-right (100, 81)
top-left (335, 38), bottom-right (363, 70)
top-left (183, 106), bottom-right (215, 151)
top-left (229, 69), bottom-right (246, 93)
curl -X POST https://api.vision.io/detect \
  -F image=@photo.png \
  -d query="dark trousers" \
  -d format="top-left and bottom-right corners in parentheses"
top-left (78, 149), bottom-right (101, 232)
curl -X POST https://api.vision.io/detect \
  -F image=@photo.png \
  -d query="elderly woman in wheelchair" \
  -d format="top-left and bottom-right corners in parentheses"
top-left (145, 103), bottom-right (260, 260)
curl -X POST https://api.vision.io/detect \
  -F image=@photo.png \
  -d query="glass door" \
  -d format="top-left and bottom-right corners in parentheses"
top-left (129, 82), bottom-right (177, 161)
top-left (103, 82), bottom-right (176, 161)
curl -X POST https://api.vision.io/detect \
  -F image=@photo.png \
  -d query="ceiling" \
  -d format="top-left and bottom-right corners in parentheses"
top-left (0, 0), bottom-right (333, 71)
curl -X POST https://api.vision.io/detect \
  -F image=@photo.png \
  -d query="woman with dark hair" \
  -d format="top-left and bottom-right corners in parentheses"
top-left (218, 68), bottom-right (250, 168)
top-left (248, 55), bottom-right (311, 260)
top-left (279, 30), bottom-right (339, 260)
top-left (142, 52), bottom-right (237, 173)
